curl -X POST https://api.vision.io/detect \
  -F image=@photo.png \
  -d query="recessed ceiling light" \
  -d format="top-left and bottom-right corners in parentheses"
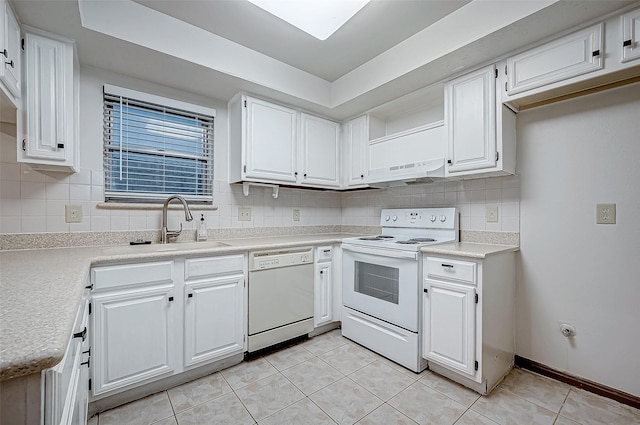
top-left (248, 0), bottom-right (370, 41)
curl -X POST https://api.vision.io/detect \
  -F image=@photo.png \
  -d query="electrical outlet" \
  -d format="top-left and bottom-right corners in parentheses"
top-left (65, 205), bottom-right (83, 223)
top-left (238, 207), bottom-right (252, 221)
top-left (486, 205), bottom-right (498, 223)
top-left (293, 209), bottom-right (300, 221)
top-left (596, 203), bottom-right (616, 224)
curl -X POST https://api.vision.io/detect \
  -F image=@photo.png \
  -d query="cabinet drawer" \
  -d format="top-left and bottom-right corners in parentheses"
top-left (185, 255), bottom-right (245, 281)
top-left (92, 261), bottom-right (174, 290)
top-left (426, 257), bottom-right (476, 284)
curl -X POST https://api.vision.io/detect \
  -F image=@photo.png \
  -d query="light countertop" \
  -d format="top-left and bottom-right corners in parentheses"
top-left (0, 233), bottom-right (357, 381)
top-left (421, 242), bottom-right (519, 259)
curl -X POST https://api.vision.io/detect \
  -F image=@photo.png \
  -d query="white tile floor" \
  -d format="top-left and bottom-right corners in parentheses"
top-left (90, 330), bottom-right (640, 425)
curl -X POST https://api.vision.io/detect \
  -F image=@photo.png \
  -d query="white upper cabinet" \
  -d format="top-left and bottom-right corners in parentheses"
top-left (299, 113), bottom-right (340, 187)
top-left (0, 0), bottom-right (20, 101)
top-left (244, 96), bottom-right (298, 184)
top-left (621, 7), bottom-right (640, 63)
top-left (445, 65), bottom-right (516, 177)
top-left (19, 29), bottom-right (79, 172)
top-left (341, 115), bottom-right (368, 188)
top-left (228, 94), bottom-right (341, 189)
top-left (505, 24), bottom-right (603, 96)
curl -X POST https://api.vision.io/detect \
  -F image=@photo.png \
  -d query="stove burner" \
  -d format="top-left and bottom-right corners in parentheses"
top-left (359, 235), bottom-right (396, 241)
top-left (396, 240), bottom-right (419, 244)
top-left (409, 238), bottom-right (436, 242)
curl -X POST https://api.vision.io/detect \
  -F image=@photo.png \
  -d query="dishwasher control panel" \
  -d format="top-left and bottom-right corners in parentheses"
top-left (249, 247), bottom-right (314, 271)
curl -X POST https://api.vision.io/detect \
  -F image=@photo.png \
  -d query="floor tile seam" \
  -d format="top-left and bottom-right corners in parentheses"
top-left (497, 378), bottom-right (571, 414)
top-left (166, 385), bottom-right (235, 416)
top-left (252, 395), bottom-right (319, 425)
top-left (230, 385), bottom-right (263, 424)
top-left (346, 368), bottom-right (415, 402)
top-left (377, 401), bottom-right (421, 425)
top-left (414, 377), bottom-right (481, 409)
top-left (469, 384), bottom-right (558, 418)
top-left (220, 366), bottom-right (280, 391)
top-left (279, 361), bottom-right (344, 397)
top-left (565, 386), bottom-right (640, 418)
top-left (341, 374), bottom-right (386, 405)
top-left (450, 403), bottom-right (477, 425)
top-left (302, 395), bottom-right (340, 425)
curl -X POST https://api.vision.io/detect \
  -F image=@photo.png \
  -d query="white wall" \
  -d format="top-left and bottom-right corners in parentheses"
top-left (0, 67), bottom-right (341, 233)
top-left (516, 83), bottom-right (640, 397)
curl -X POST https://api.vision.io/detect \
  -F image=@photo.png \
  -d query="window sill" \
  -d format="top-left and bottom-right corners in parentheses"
top-left (96, 203), bottom-right (218, 211)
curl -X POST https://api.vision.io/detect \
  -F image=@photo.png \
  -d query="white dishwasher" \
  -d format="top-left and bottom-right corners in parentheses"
top-left (247, 247), bottom-right (314, 352)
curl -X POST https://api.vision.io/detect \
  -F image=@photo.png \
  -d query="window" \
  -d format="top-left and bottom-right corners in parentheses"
top-left (103, 85), bottom-right (215, 203)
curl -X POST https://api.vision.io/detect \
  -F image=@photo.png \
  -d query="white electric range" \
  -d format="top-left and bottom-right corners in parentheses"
top-left (341, 207), bottom-right (458, 372)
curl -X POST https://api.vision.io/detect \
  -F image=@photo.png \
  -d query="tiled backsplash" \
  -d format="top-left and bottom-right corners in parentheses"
top-left (1, 131), bottom-right (519, 236)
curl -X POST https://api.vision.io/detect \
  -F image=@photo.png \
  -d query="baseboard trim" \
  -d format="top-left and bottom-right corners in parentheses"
top-left (514, 355), bottom-right (640, 409)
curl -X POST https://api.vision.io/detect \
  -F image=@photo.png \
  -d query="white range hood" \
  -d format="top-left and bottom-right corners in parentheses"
top-left (365, 121), bottom-right (445, 188)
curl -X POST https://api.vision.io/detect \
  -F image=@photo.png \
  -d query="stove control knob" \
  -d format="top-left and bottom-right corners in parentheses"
top-left (430, 215), bottom-right (437, 222)
top-left (392, 215), bottom-right (398, 221)
top-left (440, 215), bottom-right (447, 222)
top-left (385, 215), bottom-right (390, 222)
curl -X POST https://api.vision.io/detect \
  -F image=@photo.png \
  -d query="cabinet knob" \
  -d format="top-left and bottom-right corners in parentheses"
top-left (294, 172), bottom-right (298, 176)
top-left (320, 270), bottom-right (323, 275)
top-left (1, 49), bottom-right (6, 58)
top-left (304, 173), bottom-right (307, 178)
top-left (188, 293), bottom-right (193, 298)
top-left (591, 50), bottom-right (600, 57)
top-left (623, 39), bottom-right (632, 47)
top-left (447, 160), bottom-right (452, 165)
top-left (57, 143), bottom-right (64, 149)
top-left (360, 174), bottom-right (364, 178)
top-left (5, 60), bottom-right (14, 69)
top-left (168, 296), bottom-right (174, 302)
top-left (80, 358), bottom-right (90, 368)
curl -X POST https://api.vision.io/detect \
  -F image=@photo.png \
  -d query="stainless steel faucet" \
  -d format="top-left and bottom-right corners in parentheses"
top-left (161, 195), bottom-right (194, 244)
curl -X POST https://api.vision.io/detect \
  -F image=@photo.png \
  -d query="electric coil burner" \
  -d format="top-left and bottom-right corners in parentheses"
top-left (341, 208), bottom-right (459, 372)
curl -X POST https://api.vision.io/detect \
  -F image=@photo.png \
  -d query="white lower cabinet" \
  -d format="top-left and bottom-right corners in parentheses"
top-left (314, 262), bottom-right (332, 327)
top-left (423, 252), bottom-right (515, 394)
top-left (91, 255), bottom-right (246, 399)
top-left (183, 257), bottom-right (245, 367)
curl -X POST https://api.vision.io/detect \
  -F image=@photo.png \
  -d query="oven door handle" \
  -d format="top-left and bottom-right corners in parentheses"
top-left (341, 244), bottom-right (418, 260)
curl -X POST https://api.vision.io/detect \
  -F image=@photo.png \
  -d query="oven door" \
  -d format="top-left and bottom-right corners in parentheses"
top-left (342, 244), bottom-right (419, 332)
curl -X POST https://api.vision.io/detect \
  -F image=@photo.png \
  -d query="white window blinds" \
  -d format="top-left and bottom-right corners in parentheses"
top-left (103, 85), bottom-right (215, 203)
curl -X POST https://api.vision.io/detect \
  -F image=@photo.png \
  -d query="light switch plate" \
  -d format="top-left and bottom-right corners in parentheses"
top-left (65, 205), bottom-right (83, 223)
top-left (597, 203), bottom-right (616, 224)
top-left (486, 205), bottom-right (499, 223)
top-left (293, 209), bottom-right (300, 221)
top-left (238, 207), bottom-right (252, 221)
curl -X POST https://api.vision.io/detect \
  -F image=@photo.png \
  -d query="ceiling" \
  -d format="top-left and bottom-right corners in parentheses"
top-left (6, 0), bottom-right (638, 120)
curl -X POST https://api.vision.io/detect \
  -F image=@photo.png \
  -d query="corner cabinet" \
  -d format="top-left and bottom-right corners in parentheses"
top-left (444, 65), bottom-right (516, 178)
top-left (228, 94), bottom-right (341, 189)
top-left (423, 252), bottom-right (515, 394)
top-left (341, 115), bottom-right (368, 188)
top-left (19, 28), bottom-right (79, 172)
top-left (0, 0), bottom-right (21, 102)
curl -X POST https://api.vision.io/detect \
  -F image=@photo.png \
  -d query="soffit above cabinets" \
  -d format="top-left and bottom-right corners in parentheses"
top-left (9, 0), bottom-right (637, 120)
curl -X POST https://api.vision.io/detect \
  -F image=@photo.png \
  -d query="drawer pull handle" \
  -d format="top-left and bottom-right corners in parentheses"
top-left (168, 296), bottom-right (174, 302)
top-left (188, 293), bottom-right (193, 298)
top-left (5, 60), bottom-right (14, 68)
top-left (623, 39), bottom-right (632, 47)
top-left (441, 264), bottom-right (454, 269)
top-left (591, 50), bottom-right (600, 57)
top-left (1, 49), bottom-right (6, 58)
top-left (81, 359), bottom-right (90, 368)
top-left (73, 327), bottom-right (87, 341)
top-left (423, 288), bottom-right (428, 293)
top-left (82, 348), bottom-right (91, 355)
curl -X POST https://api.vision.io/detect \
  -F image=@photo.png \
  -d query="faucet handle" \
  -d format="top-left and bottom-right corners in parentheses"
top-left (166, 223), bottom-right (183, 239)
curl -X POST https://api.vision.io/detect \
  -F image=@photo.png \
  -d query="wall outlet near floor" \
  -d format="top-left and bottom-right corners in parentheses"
top-left (65, 204), bottom-right (83, 223)
top-left (238, 207), bottom-right (252, 221)
top-left (596, 203), bottom-right (616, 224)
top-left (486, 205), bottom-right (499, 223)
top-left (293, 209), bottom-right (300, 222)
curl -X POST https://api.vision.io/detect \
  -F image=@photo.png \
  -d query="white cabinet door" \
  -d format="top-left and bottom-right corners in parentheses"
top-left (506, 24), bottom-right (603, 95)
top-left (244, 96), bottom-right (297, 183)
top-left (445, 65), bottom-right (497, 174)
top-left (92, 285), bottom-right (176, 396)
top-left (184, 275), bottom-right (245, 367)
top-left (314, 262), bottom-right (332, 327)
top-left (342, 115), bottom-right (368, 187)
top-left (300, 113), bottom-right (340, 187)
top-left (0, 1), bottom-right (20, 98)
top-left (423, 280), bottom-right (476, 377)
top-left (622, 8), bottom-right (640, 63)
top-left (20, 31), bottom-right (77, 170)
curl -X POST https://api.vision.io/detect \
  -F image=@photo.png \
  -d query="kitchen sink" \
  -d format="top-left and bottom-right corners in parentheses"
top-left (100, 240), bottom-right (231, 254)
